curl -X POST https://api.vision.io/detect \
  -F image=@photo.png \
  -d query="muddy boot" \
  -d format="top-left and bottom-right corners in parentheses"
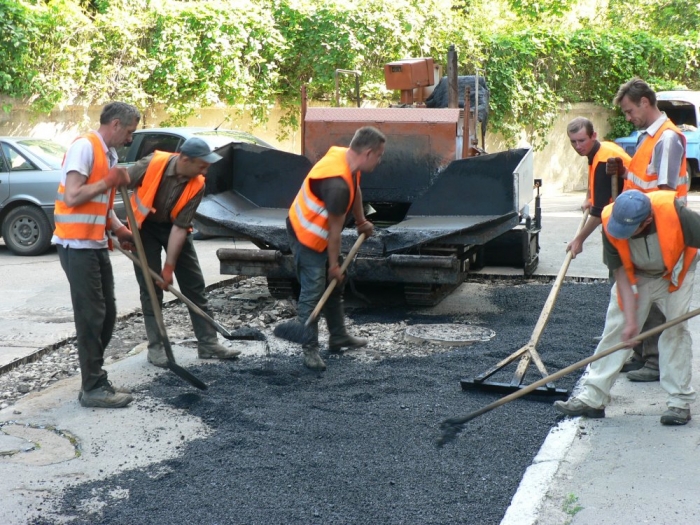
top-left (80, 380), bottom-right (133, 409)
top-left (191, 310), bottom-right (241, 359)
top-left (324, 296), bottom-right (367, 354)
top-left (144, 315), bottom-right (168, 368)
top-left (303, 344), bottom-right (326, 371)
top-left (198, 341), bottom-right (241, 360)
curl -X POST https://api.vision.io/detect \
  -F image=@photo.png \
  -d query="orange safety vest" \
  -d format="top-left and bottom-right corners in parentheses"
top-left (624, 119), bottom-right (688, 199)
top-left (130, 151), bottom-right (205, 229)
top-left (288, 147), bottom-right (359, 252)
top-left (54, 132), bottom-right (115, 241)
top-left (602, 191), bottom-right (697, 307)
top-left (589, 141), bottom-right (631, 205)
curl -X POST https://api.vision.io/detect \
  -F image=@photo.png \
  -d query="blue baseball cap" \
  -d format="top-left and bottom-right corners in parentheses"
top-left (180, 137), bottom-right (222, 163)
top-left (607, 190), bottom-right (652, 239)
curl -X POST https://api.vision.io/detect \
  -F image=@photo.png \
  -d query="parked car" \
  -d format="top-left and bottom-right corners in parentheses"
top-left (0, 137), bottom-right (126, 256)
top-left (117, 127), bottom-right (274, 166)
top-left (615, 90), bottom-right (700, 179)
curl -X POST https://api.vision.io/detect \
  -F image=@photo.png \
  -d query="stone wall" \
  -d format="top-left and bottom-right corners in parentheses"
top-left (0, 100), bottom-right (614, 193)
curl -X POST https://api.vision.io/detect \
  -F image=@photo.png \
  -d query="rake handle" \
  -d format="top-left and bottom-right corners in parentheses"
top-left (441, 304), bottom-right (700, 432)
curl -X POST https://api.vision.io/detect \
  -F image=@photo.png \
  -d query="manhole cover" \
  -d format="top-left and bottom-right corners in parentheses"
top-left (404, 324), bottom-right (495, 346)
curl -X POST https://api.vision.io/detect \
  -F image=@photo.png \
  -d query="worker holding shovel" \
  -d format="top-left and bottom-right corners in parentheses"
top-left (555, 190), bottom-right (700, 425)
top-left (281, 127), bottom-right (385, 371)
top-left (53, 102), bottom-right (141, 408)
top-left (125, 137), bottom-right (240, 368)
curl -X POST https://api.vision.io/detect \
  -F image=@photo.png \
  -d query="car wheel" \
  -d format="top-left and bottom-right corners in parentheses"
top-left (2, 205), bottom-right (53, 256)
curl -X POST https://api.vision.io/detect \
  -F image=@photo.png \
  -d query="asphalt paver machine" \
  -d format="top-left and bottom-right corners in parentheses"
top-left (196, 50), bottom-right (541, 305)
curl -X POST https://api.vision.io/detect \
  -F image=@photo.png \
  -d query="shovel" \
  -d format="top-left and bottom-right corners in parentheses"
top-left (118, 186), bottom-right (207, 390)
top-left (439, 304), bottom-right (700, 447)
top-left (273, 233), bottom-right (366, 343)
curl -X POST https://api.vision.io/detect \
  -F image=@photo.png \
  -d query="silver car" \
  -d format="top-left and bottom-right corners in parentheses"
top-left (0, 137), bottom-right (66, 255)
top-left (0, 137), bottom-right (125, 256)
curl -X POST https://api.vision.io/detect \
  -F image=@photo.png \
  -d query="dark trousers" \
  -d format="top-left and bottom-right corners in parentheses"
top-left (132, 220), bottom-right (217, 345)
top-left (58, 246), bottom-right (115, 391)
top-left (287, 223), bottom-right (345, 345)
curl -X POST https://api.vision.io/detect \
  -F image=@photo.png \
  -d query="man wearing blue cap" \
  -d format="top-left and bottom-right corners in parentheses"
top-left (126, 137), bottom-right (241, 367)
top-left (555, 189), bottom-right (700, 425)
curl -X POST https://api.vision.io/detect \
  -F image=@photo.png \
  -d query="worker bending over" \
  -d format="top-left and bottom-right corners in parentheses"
top-left (126, 137), bottom-right (240, 367)
top-left (555, 190), bottom-right (698, 425)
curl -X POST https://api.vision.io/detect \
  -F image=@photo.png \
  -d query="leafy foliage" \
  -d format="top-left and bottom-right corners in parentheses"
top-left (2, 0), bottom-right (700, 146)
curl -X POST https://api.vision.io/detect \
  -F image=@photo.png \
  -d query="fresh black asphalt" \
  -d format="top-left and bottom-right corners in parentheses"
top-left (31, 281), bottom-right (609, 525)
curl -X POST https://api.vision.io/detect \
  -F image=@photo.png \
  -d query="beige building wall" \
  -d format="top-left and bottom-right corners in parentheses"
top-left (0, 100), bottom-right (614, 194)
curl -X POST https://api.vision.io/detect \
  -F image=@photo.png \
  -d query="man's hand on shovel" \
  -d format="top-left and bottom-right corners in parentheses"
top-left (114, 225), bottom-right (135, 252)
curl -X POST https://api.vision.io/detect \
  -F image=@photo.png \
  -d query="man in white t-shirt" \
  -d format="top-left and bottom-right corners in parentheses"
top-left (53, 102), bottom-right (140, 408)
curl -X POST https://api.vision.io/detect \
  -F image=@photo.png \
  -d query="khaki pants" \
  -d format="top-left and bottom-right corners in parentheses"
top-left (578, 272), bottom-right (696, 410)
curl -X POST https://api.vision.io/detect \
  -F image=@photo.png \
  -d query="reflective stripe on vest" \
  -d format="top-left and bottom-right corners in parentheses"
top-left (130, 151), bottom-right (205, 229)
top-left (601, 191), bottom-right (697, 310)
top-left (624, 119), bottom-right (688, 199)
top-left (53, 132), bottom-right (114, 241)
top-left (589, 141), bottom-right (631, 205)
top-left (288, 146), bottom-right (358, 252)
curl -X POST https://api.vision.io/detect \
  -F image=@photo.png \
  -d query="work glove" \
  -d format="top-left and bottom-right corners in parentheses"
top-left (158, 263), bottom-right (175, 290)
top-left (605, 157), bottom-right (625, 177)
top-left (356, 220), bottom-right (374, 238)
top-left (103, 166), bottom-right (130, 188)
top-left (114, 225), bottom-right (135, 252)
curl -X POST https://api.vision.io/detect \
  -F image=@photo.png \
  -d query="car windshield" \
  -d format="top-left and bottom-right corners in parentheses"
top-left (17, 139), bottom-right (66, 169)
top-left (194, 131), bottom-right (271, 148)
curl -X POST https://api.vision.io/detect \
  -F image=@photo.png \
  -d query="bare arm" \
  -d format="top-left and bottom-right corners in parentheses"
top-left (164, 225), bottom-right (189, 269)
top-left (63, 171), bottom-right (112, 208)
top-left (352, 186), bottom-right (366, 224)
top-left (614, 267), bottom-right (640, 346)
top-left (566, 216), bottom-right (602, 258)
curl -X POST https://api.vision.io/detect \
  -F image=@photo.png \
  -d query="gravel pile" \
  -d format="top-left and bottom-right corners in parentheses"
top-left (24, 279), bottom-right (610, 525)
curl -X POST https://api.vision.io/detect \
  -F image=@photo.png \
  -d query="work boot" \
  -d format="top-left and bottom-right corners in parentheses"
top-left (144, 314), bottom-right (168, 368)
top-left (303, 345), bottom-right (326, 371)
top-left (621, 357), bottom-right (645, 373)
top-left (78, 384), bottom-right (131, 401)
top-left (660, 407), bottom-right (691, 426)
top-left (323, 294), bottom-right (367, 353)
top-left (627, 365), bottom-right (660, 382)
top-left (328, 333), bottom-right (368, 354)
top-left (198, 341), bottom-right (241, 360)
top-left (553, 397), bottom-right (605, 418)
top-left (80, 381), bottom-right (133, 408)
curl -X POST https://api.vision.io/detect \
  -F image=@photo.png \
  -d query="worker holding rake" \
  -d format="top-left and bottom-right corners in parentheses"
top-left (555, 190), bottom-right (700, 425)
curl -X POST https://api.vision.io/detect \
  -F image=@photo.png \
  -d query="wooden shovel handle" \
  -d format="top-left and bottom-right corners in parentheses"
top-left (305, 233), bottom-right (366, 327)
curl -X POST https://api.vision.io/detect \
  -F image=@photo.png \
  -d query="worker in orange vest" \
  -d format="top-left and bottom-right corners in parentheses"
top-left (126, 137), bottom-right (241, 368)
top-left (53, 102), bottom-right (140, 409)
top-left (605, 78), bottom-right (689, 382)
top-left (565, 117), bottom-right (631, 259)
top-left (555, 190), bottom-right (698, 426)
top-left (286, 127), bottom-right (385, 371)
